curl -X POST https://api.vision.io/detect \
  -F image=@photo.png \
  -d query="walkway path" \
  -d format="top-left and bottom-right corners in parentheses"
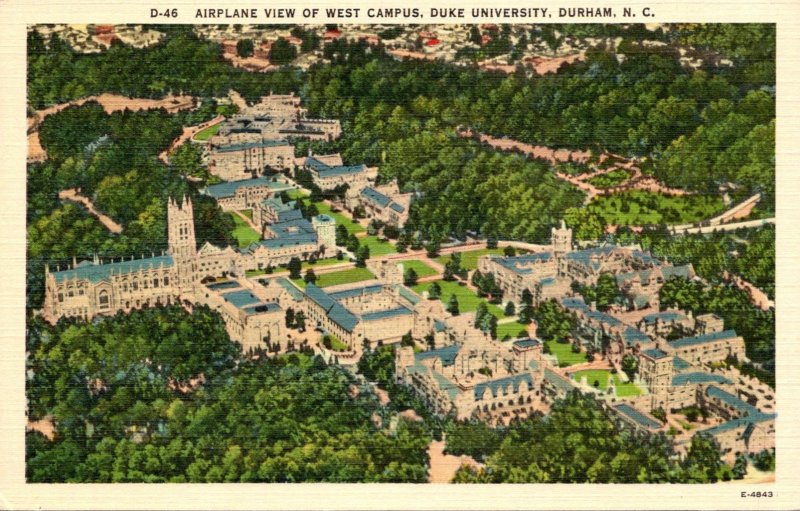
top-left (58, 188), bottom-right (123, 234)
top-left (159, 115), bottom-right (225, 165)
top-left (427, 440), bottom-right (482, 483)
top-left (723, 271), bottom-right (775, 311)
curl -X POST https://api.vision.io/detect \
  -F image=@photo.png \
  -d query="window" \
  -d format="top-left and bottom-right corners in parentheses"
top-left (98, 291), bottom-right (110, 309)
top-left (163, 276), bottom-right (169, 286)
top-left (58, 293), bottom-right (64, 302)
top-left (132, 281), bottom-right (139, 291)
top-left (153, 278), bottom-right (159, 288)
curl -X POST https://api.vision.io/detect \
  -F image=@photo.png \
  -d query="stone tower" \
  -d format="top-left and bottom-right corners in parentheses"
top-left (551, 219), bottom-right (573, 257)
top-left (312, 214), bottom-right (336, 257)
top-left (168, 195), bottom-right (198, 291)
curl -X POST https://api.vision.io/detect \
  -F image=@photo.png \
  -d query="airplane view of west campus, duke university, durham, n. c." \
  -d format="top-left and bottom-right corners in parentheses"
top-left (25, 23), bottom-right (775, 484)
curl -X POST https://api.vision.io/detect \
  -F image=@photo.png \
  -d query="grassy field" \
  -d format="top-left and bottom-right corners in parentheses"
top-left (571, 369), bottom-right (642, 397)
top-left (545, 340), bottom-right (587, 367)
top-left (239, 209), bottom-right (253, 220)
top-left (245, 257), bottom-right (347, 277)
top-left (412, 280), bottom-right (504, 317)
top-left (360, 235), bottom-right (398, 256)
top-left (497, 321), bottom-right (530, 340)
top-left (228, 213), bottom-right (260, 248)
top-left (399, 260), bottom-right (438, 278)
top-left (293, 267), bottom-right (375, 289)
top-left (587, 190), bottom-right (725, 226)
top-left (193, 123), bottom-right (221, 141)
top-left (587, 168), bottom-right (630, 189)
top-left (435, 248), bottom-right (505, 271)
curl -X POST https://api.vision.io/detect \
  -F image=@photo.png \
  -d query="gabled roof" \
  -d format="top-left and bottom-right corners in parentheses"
top-left (360, 187), bottom-right (391, 208)
top-left (415, 344), bottom-right (461, 367)
top-left (641, 311), bottom-right (688, 324)
top-left (327, 302), bottom-right (359, 332)
top-left (304, 283), bottom-right (336, 311)
top-left (614, 403), bottom-right (662, 430)
top-left (328, 285), bottom-right (384, 300)
top-left (361, 306), bottom-right (413, 321)
top-left (672, 372), bottom-right (731, 386)
top-left (622, 327), bottom-right (651, 347)
top-left (670, 330), bottom-right (738, 349)
top-left (204, 177), bottom-right (287, 199)
top-left (214, 138), bottom-right (290, 153)
top-left (492, 252), bottom-right (553, 275)
top-left (52, 255), bottom-right (173, 284)
top-left (641, 348), bottom-right (669, 360)
top-left (705, 385), bottom-right (760, 417)
top-left (474, 373), bottom-right (534, 400)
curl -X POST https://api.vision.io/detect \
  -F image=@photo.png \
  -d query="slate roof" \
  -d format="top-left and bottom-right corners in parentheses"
top-left (207, 280), bottom-right (241, 291)
top-left (305, 283), bottom-right (337, 311)
top-left (702, 413), bottom-right (776, 436)
top-left (327, 303), bottom-right (359, 332)
top-left (360, 187), bottom-right (391, 208)
top-left (672, 372), bottom-right (731, 386)
top-left (673, 356), bottom-right (692, 371)
top-left (641, 348), bottom-right (669, 360)
top-left (275, 277), bottom-right (305, 302)
top-left (52, 255), bottom-right (173, 284)
top-left (222, 289), bottom-right (262, 309)
top-left (327, 285), bottom-right (384, 300)
top-left (614, 403), bottom-right (662, 430)
top-left (415, 344), bottom-right (461, 367)
top-left (622, 327), bottom-right (651, 347)
top-left (492, 252), bottom-right (553, 275)
top-left (204, 177), bottom-right (287, 199)
top-left (361, 306), bottom-right (413, 322)
top-left (214, 139), bottom-right (290, 153)
top-left (305, 156), bottom-right (368, 179)
top-left (474, 373), bottom-right (534, 400)
top-left (641, 311), bottom-right (688, 324)
top-left (513, 338), bottom-right (541, 349)
top-left (670, 330), bottom-right (738, 349)
top-left (705, 385), bottom-right (760, 417)
top-left (390, 203), bottom-right (405, 213)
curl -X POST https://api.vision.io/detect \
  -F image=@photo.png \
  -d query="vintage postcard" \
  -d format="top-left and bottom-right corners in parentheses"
top-left (1, 0), bottom-right (799, 509)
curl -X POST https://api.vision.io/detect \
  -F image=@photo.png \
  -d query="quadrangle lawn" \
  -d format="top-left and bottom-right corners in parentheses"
top-left (436, 248), bottom-right (505, 271)
top-left (399, 260), bottom-right (438, 279)
top-left (359, 235), bottom-right (397, 256)
top-left (412, 280), bottom-right (504, 317)
top-left (497, 321), bottom-right (530, 340)
top-left (571, 369), bottom-right (642, 397)
top-left (228, 213), bottom-right (260, 248)
top-left (545, 340), bottom-right (587, 367)
top-left (293, 266), bottom-right (375, 289)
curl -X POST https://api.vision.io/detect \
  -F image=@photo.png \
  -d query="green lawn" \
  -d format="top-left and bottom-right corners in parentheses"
top-left (435, 248), bottom-right (505, 271)
top-left (228, 213), bottom-right (260, 248)
top-left (287, 189), bottom-right (308, 200)
top-left (239, 209), bottom-right (253, 220)
top-left (193, 123), bottom-right (221, 141)
top-left (399, 260), bottom-right (438, 278)
top-left (412, 280), bottom-right (504, 317)
top-left (545, 340), bottom-right (587, 367)
top-left (324, 333), bottom-right (349, 351)
top-left (587, 190), bottom-right (726, 226)
top-left (360, 235), bottom-right (397, 256)
top-left (245, 257), bottom-right (346, 277)
top-left (497, 321), bottom-right (530, 340)
top-left (571, 369), bottom-right (642, 397)
top-left (293, 267), bottom-right (375, 289)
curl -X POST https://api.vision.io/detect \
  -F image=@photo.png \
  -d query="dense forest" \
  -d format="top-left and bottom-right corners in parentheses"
top-left (26, 308), bottom-right (431, 482)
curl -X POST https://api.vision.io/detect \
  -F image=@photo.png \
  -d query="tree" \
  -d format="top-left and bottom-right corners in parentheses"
top-left (428, 282), bottom-right (441, 300)
top-left (504, 301), bottom-right (516, 316)
top-left (268, 38), bottom-right (297, 65)
top-left (288, 257), bottom-right (302, 279)
top-left (285, 307), bottom-right (295, 328)
top-left (304, 269), bottom-right (317, 284)
top-left (521, 289), bottom-right (533, 307)
top-left (683, 434), bottom-right (723, 483)
top-left (355, 246), bottom-right (370, 267)
top-left (621, 355), bottom-right (639, 381)
top-left (503, 246), bottom-right (516, 257)
top-left (236, 39), bottom-right (254, 58)
top-left (403, 267), bottom-right (418, 287)
top-left (335, 224), bottom-right (349, 246)
top-left (533, 300), bottom-right (575, 342)
top-left (447, 294), bottom-right (460, 316)
top-left (732, 454), bottom-right (748, 480)
top-left (294, 311), bottom-right (306, 332)
top-left (425, 240), bottom-right (440, 258)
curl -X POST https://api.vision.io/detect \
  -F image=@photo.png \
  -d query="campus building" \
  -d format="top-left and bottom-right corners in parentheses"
top-left (209, 139), bottom-right (295, 181)
top-left (202, 177), bottom-right (292, 212)
top-left (344, 180), bottom-right (412, 227)
top-left (303, 156), bottom-right (378, 191)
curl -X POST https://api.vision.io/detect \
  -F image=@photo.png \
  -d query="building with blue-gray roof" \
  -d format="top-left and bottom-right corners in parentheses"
top-left (202, 176), bottom-right (291, 211)
top-left (396, 334), bottom-right (548, 421)
top-left (209, 139), bottom-right (295, 182)
top-left (668, 330), bottom-right (746, 366)
top-left (304, 155), bottom-right (377, 191)
top-left (344, 181), bottom-right (412, 227)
